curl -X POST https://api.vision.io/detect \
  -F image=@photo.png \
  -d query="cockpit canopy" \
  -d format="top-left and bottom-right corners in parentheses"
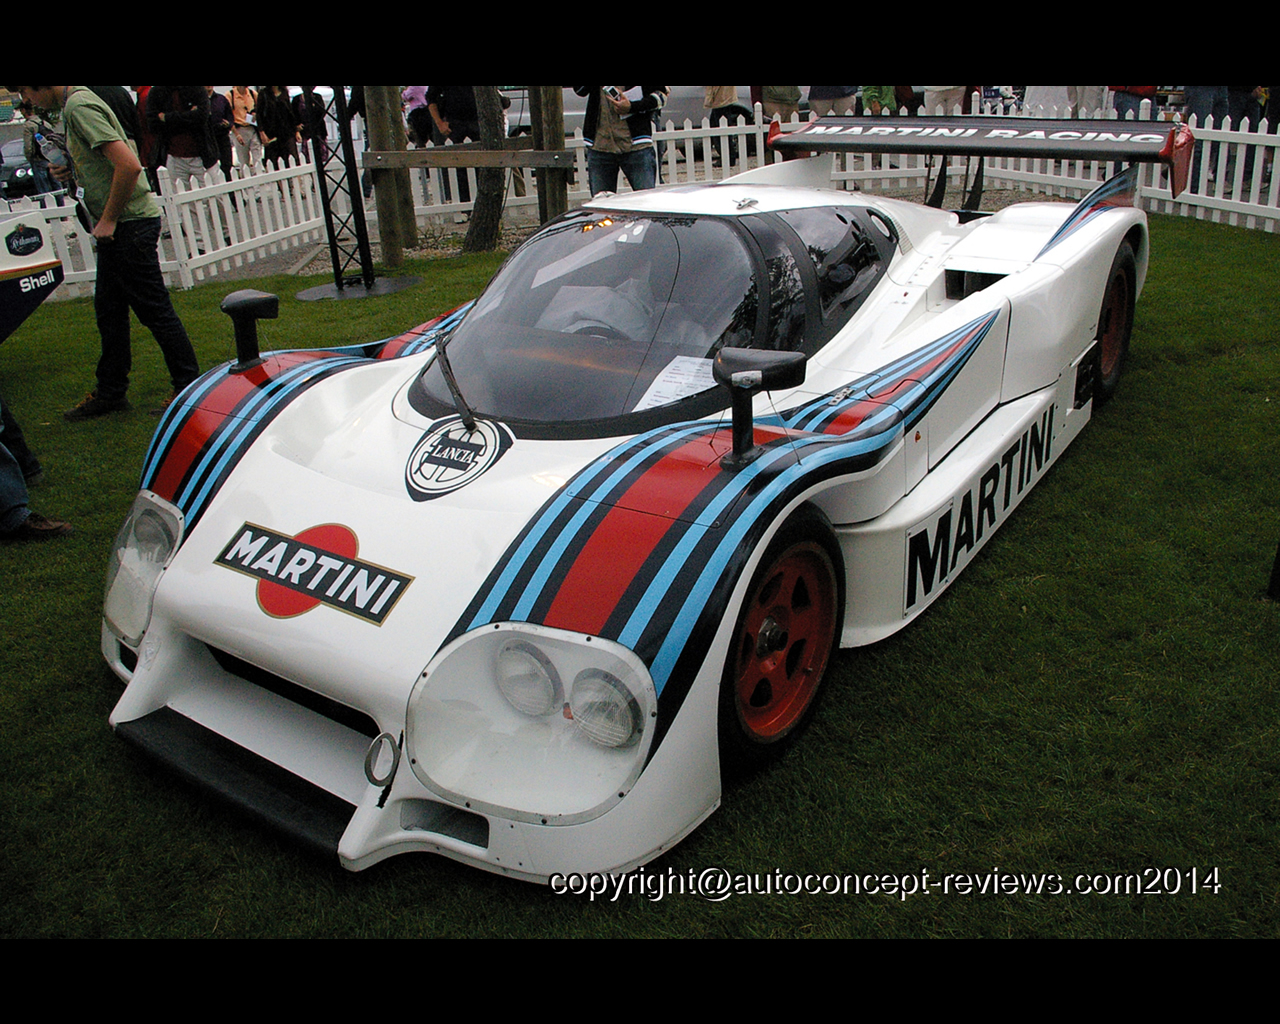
top-left (410, 204), bottom-right (895, 438)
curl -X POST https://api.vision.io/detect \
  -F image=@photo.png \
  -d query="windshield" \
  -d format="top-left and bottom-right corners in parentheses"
top-left (413, 211), bottom-right (758, 429)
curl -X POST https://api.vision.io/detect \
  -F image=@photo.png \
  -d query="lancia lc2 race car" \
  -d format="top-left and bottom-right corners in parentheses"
top-left (103, 117), bottom-right (1193, 881)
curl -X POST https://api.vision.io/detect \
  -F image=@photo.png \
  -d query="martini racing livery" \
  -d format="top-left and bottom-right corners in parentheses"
top-left (104, 117), bottom-right (1192, 881)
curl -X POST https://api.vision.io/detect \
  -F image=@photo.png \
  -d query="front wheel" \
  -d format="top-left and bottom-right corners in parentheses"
top-left (1095, 240), bottom-right (1136, 406)
top-left (719, 507), bottom-right (842, 774)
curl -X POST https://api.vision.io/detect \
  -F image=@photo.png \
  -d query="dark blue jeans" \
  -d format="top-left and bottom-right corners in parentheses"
top-left (0, 396), bottom-right (39, 479)
top-left (0, 394), bottom-right (29, 532)
top-left (93, 217), bottom-right (200, 401)
top-left (587, 146), bottom-right (657, 196)
top-left (1184, 86), bottom-right (1229, 193)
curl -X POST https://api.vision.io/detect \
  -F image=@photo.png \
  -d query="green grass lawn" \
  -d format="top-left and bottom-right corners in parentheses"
top-left (1, 217), bottom-right (1276, 938)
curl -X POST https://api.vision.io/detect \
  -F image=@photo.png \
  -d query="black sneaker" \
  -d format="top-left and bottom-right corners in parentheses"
top-left (2, 512), bottom-right (73, 542)
top-left (64, 392), bottom-right (131, 421)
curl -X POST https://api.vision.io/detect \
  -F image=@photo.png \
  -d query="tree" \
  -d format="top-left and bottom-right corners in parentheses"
top-left (462, 86), bottom-right (506, 253)
top-left (365, 85), bottom-right (416, 264)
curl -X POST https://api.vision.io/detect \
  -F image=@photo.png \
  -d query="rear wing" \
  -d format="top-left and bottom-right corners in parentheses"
top-left (771, 116), bottom-right (1195, 199)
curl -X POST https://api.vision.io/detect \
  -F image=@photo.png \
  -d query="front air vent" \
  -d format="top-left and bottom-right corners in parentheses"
top-left (205, 645), bottom-right (380, 738)
top-left (945, 269), bottom-right (1007, 300)
top-left (401, 799), bottom-right (490, 849)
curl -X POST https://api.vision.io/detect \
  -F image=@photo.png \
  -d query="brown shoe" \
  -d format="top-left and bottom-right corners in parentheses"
top-left (64, 392), bottom-right (131, 422)
top-left (2, 511), bottom-right (73, 542)
top-left (150, 390), bottom-right (180, 416)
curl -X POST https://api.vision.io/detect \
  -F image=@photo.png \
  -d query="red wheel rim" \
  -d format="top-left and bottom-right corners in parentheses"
top-left (1099, 269), bottom-right (1130, 380)
top-left (733, 542), bottom-right (837, 741)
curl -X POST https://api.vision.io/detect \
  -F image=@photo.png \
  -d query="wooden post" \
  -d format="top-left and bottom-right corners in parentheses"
top-left (388, 89), bottom-right (417, 252)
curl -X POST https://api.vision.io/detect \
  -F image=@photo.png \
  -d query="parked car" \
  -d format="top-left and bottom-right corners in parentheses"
top-left (104, 117), bottom-right (1192, 882)
top-left (1, 138), bottom-right (36, 199)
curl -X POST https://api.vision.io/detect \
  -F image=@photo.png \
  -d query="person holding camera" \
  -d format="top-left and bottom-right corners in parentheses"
top-left (575, 86), bottom-right (668, 196)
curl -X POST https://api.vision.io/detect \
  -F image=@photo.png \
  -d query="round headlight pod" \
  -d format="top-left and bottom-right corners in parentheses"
top-left (132, 508), bottom-right (177, 563)
top-left (408, 622), bottom-right (658, 824)
top-left (570, 668), bottom-right (642, 749)
top-left (103, 491), bottom-right (183, 647)
top-left (495, 638), bottom-right (562, 717)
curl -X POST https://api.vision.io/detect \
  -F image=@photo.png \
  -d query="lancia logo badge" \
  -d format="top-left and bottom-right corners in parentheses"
top-left (405, 416), bottom-right (513, 501)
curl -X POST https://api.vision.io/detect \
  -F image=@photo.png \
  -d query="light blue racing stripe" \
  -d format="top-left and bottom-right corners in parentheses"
top-left (647, 429), bottom-right (899, 690)
top-left (140, 369), bottom-right (233, 484)
top-left (646, 310), bottom-right (997, 687)
top-left (615, 437), bottom-right (806, 651)
top-left (508, 422), bottom-right (718, 621)
top-left (622, 424), bottom-right (899, 670)
top-left (467, 421), bottom-right (715, 628)
top-left (397, 303), bottom-right (474, 356)
top-left (783, 318), bottom-right (985, 430)
top-left (1036, 166), bottom-right (1136, 258)
top-left (171, 357), bottom-right (338, 510)
top-left (175, 356), bottom-right (366, 517)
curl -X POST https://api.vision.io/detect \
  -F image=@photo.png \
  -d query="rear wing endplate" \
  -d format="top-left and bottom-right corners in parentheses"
top-left (771, 116), bottom-right (1195, 198)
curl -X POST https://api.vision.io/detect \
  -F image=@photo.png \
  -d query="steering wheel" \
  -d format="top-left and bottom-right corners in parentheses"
top-left (572, 323), bottom-right (629, 342)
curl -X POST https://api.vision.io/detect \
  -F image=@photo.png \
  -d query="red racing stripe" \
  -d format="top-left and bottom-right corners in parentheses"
top-left (541, 424), bottom-right (805, 635)
top-left (542, 433), bottom-right (729, 635)
top-left (378, 317), bottom-right (445, 359)
top-left (148, 352), bottom-right (326, 502)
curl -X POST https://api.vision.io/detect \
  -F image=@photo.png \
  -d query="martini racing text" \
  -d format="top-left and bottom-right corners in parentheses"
top-left (216, 523), bottom-right (412, 624)
top-left (906, 404), bottom-right (1056, 612)
top-left (799, 124), bottom-right (1169, 145)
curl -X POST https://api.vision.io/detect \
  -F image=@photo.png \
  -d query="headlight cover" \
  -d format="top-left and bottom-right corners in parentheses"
top-left (103, 491), bottom-right (183, 647)
top-left (406, 623), bottom-right (657, 825)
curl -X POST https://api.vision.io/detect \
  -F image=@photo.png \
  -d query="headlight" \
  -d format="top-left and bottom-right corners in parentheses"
top-left (570, 669), bottom-right (642, 748)
top-left (406, 623), bottom-right (656, 825)
top-left (103, 491), bottom-right (183, 647)
top-left (495, 638), bottom-right (563, 717)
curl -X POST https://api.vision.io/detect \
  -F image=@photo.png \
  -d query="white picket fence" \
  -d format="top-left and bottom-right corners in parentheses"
top-left (154, 159), bottom-right (325, 289)
top-left (1, 156), bottom-right (325, 298)
top-left (6, 100), bottom-right (1278, 300)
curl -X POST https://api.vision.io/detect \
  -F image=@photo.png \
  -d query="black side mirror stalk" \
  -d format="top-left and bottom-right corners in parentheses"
top-left (221, 289), bottom-right (280, 373)
top-left (713, 347), bottom-right (807, 469)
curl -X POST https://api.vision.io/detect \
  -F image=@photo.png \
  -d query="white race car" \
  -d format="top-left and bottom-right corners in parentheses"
top-left (104, 118), bottom-right (1192, 881)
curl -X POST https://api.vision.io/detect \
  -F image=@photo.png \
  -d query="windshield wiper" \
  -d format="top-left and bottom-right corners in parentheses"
top-left (433, 331), bottom-right (477, 433)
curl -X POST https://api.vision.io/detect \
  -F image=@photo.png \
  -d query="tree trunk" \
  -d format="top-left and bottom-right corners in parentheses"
top-left (365, 85), bottom-right (417, 264)
top-left (532, 86), bottom-right (567, 224)
top-left (463, 86), bottom-right (506, 252)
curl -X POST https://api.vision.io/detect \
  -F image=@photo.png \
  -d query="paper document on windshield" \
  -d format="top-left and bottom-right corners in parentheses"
top-left (632, 356), bottom-right (715, 411)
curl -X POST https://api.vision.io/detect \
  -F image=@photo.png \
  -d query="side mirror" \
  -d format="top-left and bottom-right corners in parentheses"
top-left (714, 347), bottom-right (806, 468)
top-left (221, 289), bottom-right (279, 372)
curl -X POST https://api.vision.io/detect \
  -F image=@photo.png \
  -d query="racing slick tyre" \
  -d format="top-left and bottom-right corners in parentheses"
top-left (1094, 240), bottom-right (1136, 407)
top-left (719, 505), bottom-right (843, 776)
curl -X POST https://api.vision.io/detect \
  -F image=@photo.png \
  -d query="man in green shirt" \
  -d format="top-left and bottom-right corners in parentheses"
top-left (13, 86), bottom-right (200, 420)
